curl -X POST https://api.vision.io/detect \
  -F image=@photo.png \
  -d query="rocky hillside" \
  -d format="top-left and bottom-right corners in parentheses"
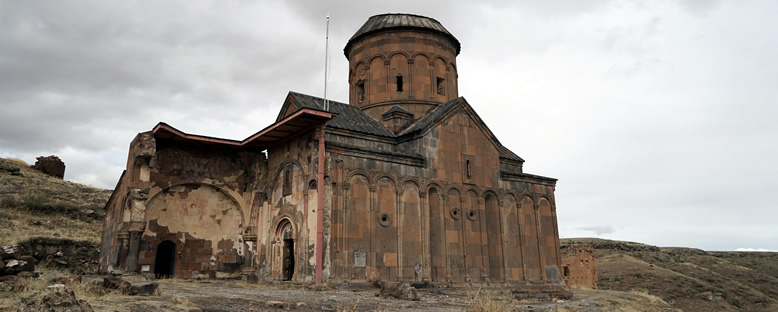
top-left (562, 237), bottom-right (778, 312)
top-left (0, 157), bottom-right (112, 276)
top-left (0, 157), bottom-right (112, 245)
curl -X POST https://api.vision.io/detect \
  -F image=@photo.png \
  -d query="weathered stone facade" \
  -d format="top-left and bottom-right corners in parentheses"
top-left (561, 245), bottom-right (598, 289)
top-left (100, 13), bottom-right (566, 292)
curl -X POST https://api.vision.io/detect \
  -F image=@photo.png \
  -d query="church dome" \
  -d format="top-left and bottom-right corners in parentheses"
top-left (344, 13), bottom-right (461, 58)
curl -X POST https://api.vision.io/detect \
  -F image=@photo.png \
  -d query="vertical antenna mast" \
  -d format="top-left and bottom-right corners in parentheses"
top-left (323, 15), bottom-right (330, 111)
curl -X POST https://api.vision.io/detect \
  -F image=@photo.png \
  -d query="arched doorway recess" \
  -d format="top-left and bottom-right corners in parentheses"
top-left (155, 240), bottom-right (175, 278)
top-left (276, 219), bottom-right (295, 281)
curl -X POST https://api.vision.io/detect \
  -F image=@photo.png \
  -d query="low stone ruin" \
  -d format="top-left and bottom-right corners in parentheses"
top-left (32, 155), bottom-right (65, 179)
top-left (560, 244), bottom-right (598, 289)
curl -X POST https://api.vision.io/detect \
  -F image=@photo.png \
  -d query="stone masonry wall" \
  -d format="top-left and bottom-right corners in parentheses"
top-left (347, 30), bottom-right (459, 122)
top-left (325, 108), bottom-right (560, 285)
top-left (561, 245), bottom-right (598, 289)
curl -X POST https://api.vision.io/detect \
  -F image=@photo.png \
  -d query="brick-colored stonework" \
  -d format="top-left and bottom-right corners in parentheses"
top-left (560, 245), bottom-right (598, 289)
top-left (100, 13), bottom-right (566, 294)
top-left (32, 155), bottom-right (65, 179)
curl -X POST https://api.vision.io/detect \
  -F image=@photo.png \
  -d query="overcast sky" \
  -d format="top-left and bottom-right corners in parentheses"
top-left (1, 0), bottom-right (776, 251)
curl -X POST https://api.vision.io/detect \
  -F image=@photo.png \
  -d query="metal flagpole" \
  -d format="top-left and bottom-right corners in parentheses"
top-left (316, 14), bottom-right (330, 286)
top-left (323, 15), bottom-right (330, 111)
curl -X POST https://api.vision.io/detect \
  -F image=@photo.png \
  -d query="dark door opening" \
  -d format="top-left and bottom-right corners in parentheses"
top-left (154, 240), bottom-right (175, 279)
top-left (282, 239), bottom-right (295, 281)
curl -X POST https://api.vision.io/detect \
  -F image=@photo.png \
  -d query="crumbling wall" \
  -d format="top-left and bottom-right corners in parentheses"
top-left (560, 245), bottom-right (598, 289)
top-left (140, 184), bottom-right (244, 279)
top-left (258, 132), bottom-right (315, 282)
top-left (99, 132), bottom-right (156, 274)
top-left (100, 130), bottom-right (266, 278)
top-left (32, 155), bottom-right (65, 179)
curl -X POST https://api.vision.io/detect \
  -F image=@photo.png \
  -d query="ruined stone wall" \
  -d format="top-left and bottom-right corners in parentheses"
top-left (98, 170), bottom-right (129, 274)
top-left (257, 131), bottom-right (317, 282)
top-left (100, 130), bottom-right (267, 279)
top-left (32, 155), bottom-right (65, 179)
top-left (99, 132), bottom-right (155, 274)
top-left (561, 245), bottom-right (598, 289)
top-left (133, 143), bottom-right (264, 279)
top-left (141, 184), bottom-right (244, 278)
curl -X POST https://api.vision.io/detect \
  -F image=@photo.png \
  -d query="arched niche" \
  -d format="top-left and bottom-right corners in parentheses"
top-left (484, 192), bottom-right (504, 281)
top-left (145, 183), bottom-right (244, 244)
top-left (143, 183), bottom-right (244, 278)
top-left (520, 196), bottom-right (541, 280)
top-left (427, 187), bottom-right (445, 281)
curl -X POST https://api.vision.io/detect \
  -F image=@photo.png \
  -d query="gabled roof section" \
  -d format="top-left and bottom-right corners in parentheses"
top-left (152, 107), bottom-right (335, 150)
top-left (382, 105), bottom-right (412, 116)
top-left (279, 91), bottom-right (395, 137)
top-left (399, 97), bottom-right (525, 162)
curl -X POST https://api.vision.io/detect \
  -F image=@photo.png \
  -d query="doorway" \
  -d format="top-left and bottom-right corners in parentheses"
top-left (154, 240), bottom-right (175, 278)
top-left (276, 219), bottom-right (295, 281)
top-left (283, 238), bottom-right (295, 281)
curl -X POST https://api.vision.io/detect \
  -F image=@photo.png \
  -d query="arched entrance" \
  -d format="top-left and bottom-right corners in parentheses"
top-left (154, 240), bottom-right (175, 278)
top-left (275, 219), bottom-right (295, 281)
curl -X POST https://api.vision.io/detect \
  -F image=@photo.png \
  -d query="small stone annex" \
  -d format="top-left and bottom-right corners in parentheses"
top-left (561, 245), bottom-right (598, 289)
top-left (99, 13), bottom-right (567, 292)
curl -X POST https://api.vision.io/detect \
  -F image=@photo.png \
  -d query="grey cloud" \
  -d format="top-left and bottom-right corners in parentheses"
top-left (1, 1), bottom-right (776, 252)
top-left (576, 225), bottom-right (617, 235)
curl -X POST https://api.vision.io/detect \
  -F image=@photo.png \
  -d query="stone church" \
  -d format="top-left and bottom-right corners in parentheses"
top-left (100, 13), bottom-right (566, 291)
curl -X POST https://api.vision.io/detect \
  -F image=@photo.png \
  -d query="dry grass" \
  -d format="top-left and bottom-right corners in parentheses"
top-left (0, 157), bottom-right (112, 212)
top-left (0, 206), bottom-right (102, 245)
top-left (467, 287), bottom-right (510, 312)
top-left (5, 158), bottom-right (29, 167)
top-left (0, 269), bottom-right (122, 310)
top-left (585, 289), bottom-right (673, 312)
top-left (628, 289), bottom-right (669, 306)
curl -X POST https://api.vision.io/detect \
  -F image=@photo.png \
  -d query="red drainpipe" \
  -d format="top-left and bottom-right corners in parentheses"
top-left (316, 123), bottom-right (325, 284)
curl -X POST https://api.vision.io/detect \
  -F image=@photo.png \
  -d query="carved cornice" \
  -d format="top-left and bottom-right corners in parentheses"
top-left (499, 170), bottom-right (557, 186)
top-left (327, 141), bottom-right (425, 167)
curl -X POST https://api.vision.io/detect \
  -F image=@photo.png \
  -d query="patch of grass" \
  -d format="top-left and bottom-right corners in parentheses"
top-left (0, 269), bottom-right (127, 310)
top-left (467, 287), bottom-right (509, 312)
top-left (628, 289), bottom-right (667, 305)
top-left (0, 206), bottom-right (102, 245)
top-left (5, 157), bottom-right (29, 167)
top-left (68, 279), bottom-right (112, 300)
top-left (21, 192), bottom-right (52, 210)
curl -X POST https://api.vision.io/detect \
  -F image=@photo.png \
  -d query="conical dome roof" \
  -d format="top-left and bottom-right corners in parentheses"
top-left (344, 13), bottom-right (461, 57)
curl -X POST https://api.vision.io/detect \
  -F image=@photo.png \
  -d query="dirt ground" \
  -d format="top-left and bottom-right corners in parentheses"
top-left (68, 275), bottom-right (671, 312)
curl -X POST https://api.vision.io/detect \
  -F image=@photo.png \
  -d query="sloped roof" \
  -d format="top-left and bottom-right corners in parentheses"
top-left (399, 97), bottom-right (525, 162)
top-left (283, 92), bottom-right (395, 137)
top-left (399, 97), bottom-right (463, 136)
top-left (383, 105), bottom-right (412, 116)
top-left (497, 145), bottom-right (523, 162)
top-left (345, 13), bottom-right (461, 57)
top-left (278, 92), bottom-right (523, 162)
top-left (153, 108), bottom-right (335, 149)
top-left (381, 105), bottom-right (413, 119)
